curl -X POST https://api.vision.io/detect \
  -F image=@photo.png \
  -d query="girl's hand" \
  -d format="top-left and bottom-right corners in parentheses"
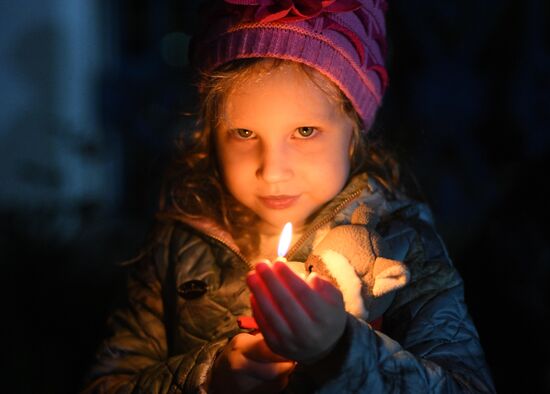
top-left (247, 261), bottom-right (347, 364)
top-left (210, 332), bottom-right (295, 394)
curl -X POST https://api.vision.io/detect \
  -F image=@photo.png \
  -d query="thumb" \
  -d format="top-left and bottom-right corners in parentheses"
top-left (241, 333), bottom-right (290, 363)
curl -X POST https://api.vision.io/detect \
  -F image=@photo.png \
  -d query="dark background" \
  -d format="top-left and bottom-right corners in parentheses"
top-left (2, 0), bottom-right (548, 392)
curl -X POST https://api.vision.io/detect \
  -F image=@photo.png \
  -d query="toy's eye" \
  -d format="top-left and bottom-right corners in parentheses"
top-left (295, 127), bottom-right (317, 138)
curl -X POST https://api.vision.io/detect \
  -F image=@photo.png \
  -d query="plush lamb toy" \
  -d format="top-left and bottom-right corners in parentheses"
top-left (304, 204), bottom-right (410, 323)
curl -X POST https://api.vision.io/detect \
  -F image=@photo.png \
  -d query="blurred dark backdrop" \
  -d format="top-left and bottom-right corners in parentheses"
top-left (1, 1), bottom-right (548, 392)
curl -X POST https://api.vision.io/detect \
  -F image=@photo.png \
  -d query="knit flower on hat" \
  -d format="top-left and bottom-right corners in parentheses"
top-left (225, 0), bottom-right (361, 24)
top-left (222, 0), bottom-right (389, 89)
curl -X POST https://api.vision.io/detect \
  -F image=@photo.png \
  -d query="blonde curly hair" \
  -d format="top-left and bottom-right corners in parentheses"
top-left (161, 58), bottom-right (410, 258)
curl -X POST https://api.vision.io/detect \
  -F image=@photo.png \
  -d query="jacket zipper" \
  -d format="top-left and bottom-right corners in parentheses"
top-left (206, 233), bottom-right (251, 268)
top-left (201, 188), bottom-right (363, 267)
top-left (287, 188), bottom-right (363, 259)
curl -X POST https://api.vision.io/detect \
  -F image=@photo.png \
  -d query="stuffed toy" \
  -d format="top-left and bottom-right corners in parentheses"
top-left (304, 204), bottom-right (410, 323)
top-left (237, 204), bottom-right (410, 333)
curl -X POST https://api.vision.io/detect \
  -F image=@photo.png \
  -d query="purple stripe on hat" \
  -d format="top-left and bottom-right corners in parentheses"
top-left (200, 24), bottom-right (380, 127)
top-left (191, 0), bottom-right (388, 129)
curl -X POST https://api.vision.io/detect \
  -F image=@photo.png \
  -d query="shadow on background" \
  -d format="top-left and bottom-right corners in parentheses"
top-left (2, 1), bottom-right (548, 392)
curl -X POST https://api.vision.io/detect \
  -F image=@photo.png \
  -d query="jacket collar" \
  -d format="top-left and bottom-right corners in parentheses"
top-left (287, 172), bottom-right (415, 260)
top-left (157, 172), bottom-right (415, 263)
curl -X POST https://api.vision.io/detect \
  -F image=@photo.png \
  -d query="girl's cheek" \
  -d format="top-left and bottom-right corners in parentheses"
top-left (224, 149), bottom-right (261, 174)
top-left (227, 138), bottom-right (258, 153)
top-left (221, 143), bottom-right (257, 167)
top-left (291, 141), bottom-right (331, 158)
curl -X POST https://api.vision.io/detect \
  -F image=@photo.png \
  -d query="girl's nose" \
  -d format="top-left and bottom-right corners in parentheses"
top-left (256, 143), bottom-right (293, 183)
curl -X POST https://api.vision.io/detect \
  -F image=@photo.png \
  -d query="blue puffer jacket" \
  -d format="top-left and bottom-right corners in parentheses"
top-left (82, 173), bottom-right (495, 393)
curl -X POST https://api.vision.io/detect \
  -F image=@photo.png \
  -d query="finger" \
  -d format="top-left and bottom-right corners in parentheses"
top-left (255, 262), bottom-right (312, 333)
top-left (272, 261), bottom-right (326, 318)
top-left (237, 353), bottom-right (296, 381)
top-left (237, 331), bottom-right (288, 362)
top-left (247, 267), bottom-right (295, 338)
top-left (248, 296), bottom-right (288, 361)
top-left (307, 272), bottom-right (344, 306)
top-left (250, 294), bottom-right (275, 346)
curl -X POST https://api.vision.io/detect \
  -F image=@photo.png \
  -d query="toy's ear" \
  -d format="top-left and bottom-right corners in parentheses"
top-left (350, 203), bottom-right (380, 229)
top-left (372, 257), bottom-right (410, 297)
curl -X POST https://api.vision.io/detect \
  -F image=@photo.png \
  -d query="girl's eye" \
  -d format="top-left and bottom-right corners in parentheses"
top-left (233, 129), bottom-right (255, 139)
top-left (295, 127), bottom-right (317, 138)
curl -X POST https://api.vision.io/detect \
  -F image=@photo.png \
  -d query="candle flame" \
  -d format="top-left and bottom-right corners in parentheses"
top-left (277, 222), bottom-right (293, 257)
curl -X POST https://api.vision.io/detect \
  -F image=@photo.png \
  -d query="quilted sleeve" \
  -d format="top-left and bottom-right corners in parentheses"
top-left (298, 210), bottom-right (495, 393)
top-left (81, 226), bottom-right (226, 393)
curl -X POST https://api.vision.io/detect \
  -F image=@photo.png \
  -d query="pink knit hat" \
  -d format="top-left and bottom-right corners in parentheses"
top-left (191, 0), bottom-right (389, 129)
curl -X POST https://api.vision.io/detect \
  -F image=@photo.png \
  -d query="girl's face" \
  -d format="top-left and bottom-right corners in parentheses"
top-left (216, 63), bottom-right (354, 235)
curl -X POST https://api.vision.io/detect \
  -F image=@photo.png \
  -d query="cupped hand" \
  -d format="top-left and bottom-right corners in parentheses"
top-left (210, 332), bottom-right (295, 394)
top-left (246, 260), bottom-right (347, 364)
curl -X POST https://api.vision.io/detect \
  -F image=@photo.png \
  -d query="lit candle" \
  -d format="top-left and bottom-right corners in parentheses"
top-left (276, 222), bottom-right (293, 263)
top-left (238, 222), bottom-right (292, 334)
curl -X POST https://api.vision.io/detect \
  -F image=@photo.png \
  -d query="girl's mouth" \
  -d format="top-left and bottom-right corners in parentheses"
top-left (258, 195), bottom-right (300, 209)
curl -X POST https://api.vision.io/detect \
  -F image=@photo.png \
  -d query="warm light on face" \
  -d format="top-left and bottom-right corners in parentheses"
top-left (215, 63), bottom-right (353, 236)
top-left (277, 222), bottom-right (293, 257)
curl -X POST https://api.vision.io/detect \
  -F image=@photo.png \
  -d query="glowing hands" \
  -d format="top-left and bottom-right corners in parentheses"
top-left (247, 260), bottom-right (347, 365)
top-left (210, 332), bottom-right (295, 394)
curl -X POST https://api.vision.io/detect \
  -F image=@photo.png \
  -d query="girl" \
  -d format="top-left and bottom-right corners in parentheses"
top-left (83, 0), bottom-right (495, 392)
